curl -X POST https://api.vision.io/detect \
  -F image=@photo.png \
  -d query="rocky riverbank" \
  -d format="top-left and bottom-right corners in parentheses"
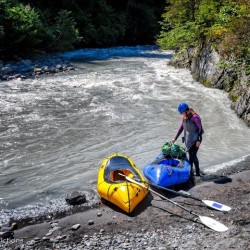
top-left (0, 55), bottom-right (74, 81)
top-left (1, 155), bottom-right (250, 250)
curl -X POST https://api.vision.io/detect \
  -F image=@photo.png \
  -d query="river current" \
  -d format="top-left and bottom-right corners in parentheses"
top-left (0, 46), bottom-right (250, 223)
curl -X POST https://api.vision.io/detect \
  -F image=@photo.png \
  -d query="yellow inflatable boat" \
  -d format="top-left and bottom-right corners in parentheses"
top-left (97, 153), bottom-right (149, 213)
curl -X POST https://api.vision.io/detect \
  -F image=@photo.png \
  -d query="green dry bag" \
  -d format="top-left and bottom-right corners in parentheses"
top-left (161, 142), bottom-right (186, 158)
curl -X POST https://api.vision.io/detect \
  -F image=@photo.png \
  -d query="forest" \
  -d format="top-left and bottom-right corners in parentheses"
top-left (157, 0), bottom-right (250, 74)
top-left (0, 0), bottom-right (165, 58)
top-left (0, 0), bottom-right (249, 74)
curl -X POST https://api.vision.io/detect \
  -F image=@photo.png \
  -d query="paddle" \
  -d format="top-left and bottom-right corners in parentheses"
top-left (144, 181), bottom-right (231, 212)
top-left (120, 174), bottom-right (228, 232)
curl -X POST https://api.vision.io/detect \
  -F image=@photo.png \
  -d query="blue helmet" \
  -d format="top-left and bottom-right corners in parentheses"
top-left (178, 103), bottom-right (189, 114)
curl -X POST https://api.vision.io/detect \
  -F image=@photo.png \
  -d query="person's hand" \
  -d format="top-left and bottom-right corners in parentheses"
top-left (196, 141), bottom-right (201, 147)
top-left (172, 139), bottom-right (176, 143)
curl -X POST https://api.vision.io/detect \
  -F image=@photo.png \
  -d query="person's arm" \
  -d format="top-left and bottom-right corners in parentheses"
top-left (172, 119), bottom-right (184, 143)
top-left (191, 115), bottom-right (203, 146)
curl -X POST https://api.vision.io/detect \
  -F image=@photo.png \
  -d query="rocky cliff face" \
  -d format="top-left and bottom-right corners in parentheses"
top-left (170, 44), bottom-right (250, 127)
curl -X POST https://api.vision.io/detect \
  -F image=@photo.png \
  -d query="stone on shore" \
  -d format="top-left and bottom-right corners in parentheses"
top-left (65, 191), bottom-right (87, 206)
top-left (71, 224), bottom-right (81, 231)
top-left (0, 56), bottom-right (75, 81)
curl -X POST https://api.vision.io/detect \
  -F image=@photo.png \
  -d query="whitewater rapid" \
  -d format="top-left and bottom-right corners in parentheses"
top-left (0, 46), bottom-right (249, 224)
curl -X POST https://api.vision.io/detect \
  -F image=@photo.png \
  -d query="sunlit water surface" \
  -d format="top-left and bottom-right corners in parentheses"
top-left (0, 46), bottom-right (249, 223)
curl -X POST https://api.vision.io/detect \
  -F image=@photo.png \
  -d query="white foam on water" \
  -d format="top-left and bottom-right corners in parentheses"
top-left (0, 46), bottom-right (250, 223)
top-left (205, 154), bottom-right (250, 173)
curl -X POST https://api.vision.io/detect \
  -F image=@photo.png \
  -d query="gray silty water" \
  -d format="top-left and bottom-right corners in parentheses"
top-left (0, 46), bottom-right (250, 223)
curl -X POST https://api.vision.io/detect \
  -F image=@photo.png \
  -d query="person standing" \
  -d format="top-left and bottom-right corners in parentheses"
top-left (172, 103), bottom-right (203, 176)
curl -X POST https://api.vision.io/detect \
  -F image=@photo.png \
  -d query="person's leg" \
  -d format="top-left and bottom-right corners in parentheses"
top-left (188, 144), bottom-right (200, 176)
top-left (188, 149), bottom-right (194, 175)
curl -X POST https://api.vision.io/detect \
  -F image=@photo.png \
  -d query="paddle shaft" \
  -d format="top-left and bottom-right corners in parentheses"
top-left (141, 180), bottom-right (231, 212)
top-left (147, 181), bottom-right (201, 201)
top-left (120, 174), bottom-right (229, 232)
top-left (149, 185), bottom-right (199, 215)
top-left (123, 175), bottom-right (198, 216)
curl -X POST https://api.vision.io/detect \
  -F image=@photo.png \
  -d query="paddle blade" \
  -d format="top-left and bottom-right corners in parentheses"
top-left (202, 200), bottom-right (231, 212)
top-left (199, 216), bottom-right (228, 232)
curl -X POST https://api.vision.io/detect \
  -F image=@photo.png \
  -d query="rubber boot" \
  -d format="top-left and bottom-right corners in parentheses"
top-left (195, 166), bottom-right (200, 176)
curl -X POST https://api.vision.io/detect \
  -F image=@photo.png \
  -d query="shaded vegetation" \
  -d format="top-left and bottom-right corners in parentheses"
top-left (0, 0), bottom-right (165, 59)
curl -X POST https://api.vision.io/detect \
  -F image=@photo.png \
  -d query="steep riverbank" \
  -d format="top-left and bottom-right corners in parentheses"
top-left (2, 155), bottom-right (250, 250)
top-left (169, 44), bottom-right (250, 127)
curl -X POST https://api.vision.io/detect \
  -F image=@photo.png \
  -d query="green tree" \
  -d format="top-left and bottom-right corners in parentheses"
top-left (89, 0), bottom-right (126, 46)
top-left (157, 0), bottom-right (249, 56)
top-left (45, 10), bottom-right (81, 51)
top-left (7, 4), bottom-right (43, 50)
top-left (157, 0), bottom-right (201, 49)
top-left (157, 0), bottom-right (250, 75)
top-left (0, 0), bottom-right (166, 57)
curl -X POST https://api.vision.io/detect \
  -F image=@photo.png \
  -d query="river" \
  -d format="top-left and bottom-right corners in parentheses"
top-left (0, 46), bottom-right (250, 224)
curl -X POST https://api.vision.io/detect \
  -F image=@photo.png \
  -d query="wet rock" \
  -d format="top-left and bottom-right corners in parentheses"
top-left (67, 66), bottom-right (74, 71)
top-left (1, 222), bottom-right (18, 231)
top-left (56, 235), bottom-right (67, 241)
top-left (55, 64), bottom-right (63, 70)
top-left (1, 66), bottom-right (12, 74)
top-left (88, 220), bottom-right (94, 225)
top-left (201, 174), bottom-right (222, 182)
top-left (0, 222), bottom-right (17, 239)
top-left (65, 191), bottom-right (86, 206)
top-left (43, 66), bottom-right (50, 72)
top-left (71, 224), bottom-right (81, 231)
top-left (50, 222), bottom-right (59, 227)
top-left (34, 67), bottom-right (43, 73)
top-left (0, 55), bottom-right (75, 81)
top-left (51, 226), bottom-right (61, 232)
top-left (214, 176), bottom-right (232, 184)
top-left (46, 231), bottom-right (53, 236)
top-left (12, 222), bottom-right (18, 230)
top-left (0, 231), bottom-right (14, 239)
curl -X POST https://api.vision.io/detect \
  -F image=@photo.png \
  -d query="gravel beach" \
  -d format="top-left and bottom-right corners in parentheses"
top-left (1, 155), bottom-right (250, 250)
